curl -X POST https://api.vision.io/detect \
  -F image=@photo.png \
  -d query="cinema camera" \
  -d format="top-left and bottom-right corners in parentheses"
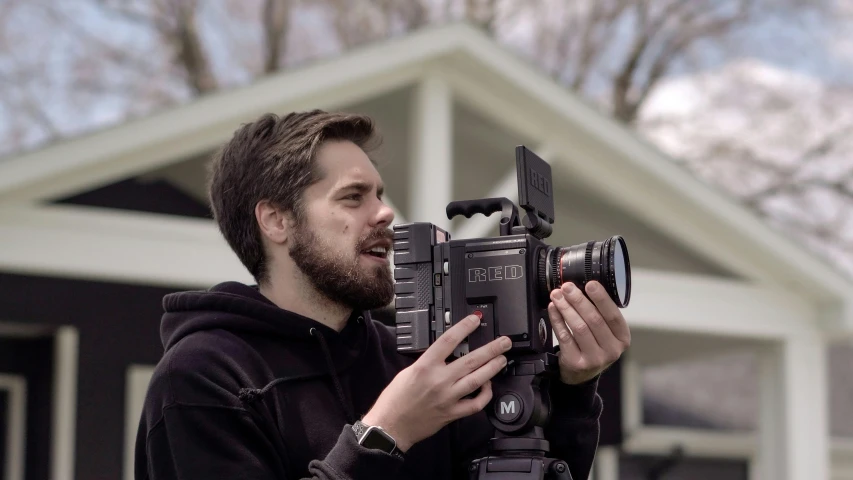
top-left (392, 146), bottom-right (631, 480)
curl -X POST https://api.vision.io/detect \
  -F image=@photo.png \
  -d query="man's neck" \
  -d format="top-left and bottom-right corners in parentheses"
top-left (258, 270), bottom-right (353, 332)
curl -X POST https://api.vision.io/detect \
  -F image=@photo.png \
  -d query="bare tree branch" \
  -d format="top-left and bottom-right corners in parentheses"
top-left (612, 0), bottom-right (752, 123)
top-left (766, 208), bottom-right (853, 259)
top-left (38, 2), bottom-right (162, 75)
top-left (370, 0), bottom-right (430, 33)
top-left (263, 0), bottom-right (291, 73)
top-left (95, 0), bottom-right (173, 32)
top-left (569, 0), bottom-right (631, 91)
top-left (741, 124), bottom-right (853, 205)
top-left (465, 0), bottom-right (500, 32)
top-left (170, 1), bottom-right (217, 94)
top-left (92, 0), bottom-right (217, 95)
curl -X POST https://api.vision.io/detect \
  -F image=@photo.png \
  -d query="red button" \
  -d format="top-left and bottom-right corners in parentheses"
top-left (473, 310), bottom-right (483, 319)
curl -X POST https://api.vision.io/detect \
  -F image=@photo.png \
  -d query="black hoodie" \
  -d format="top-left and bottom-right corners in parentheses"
top-left (135, 282), bottom-right (603, 480)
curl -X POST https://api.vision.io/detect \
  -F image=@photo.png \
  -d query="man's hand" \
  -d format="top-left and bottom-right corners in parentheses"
top-left (547, 280), bottom-right (631, 385)
top-left (362, 314), bottom-right (510, 452)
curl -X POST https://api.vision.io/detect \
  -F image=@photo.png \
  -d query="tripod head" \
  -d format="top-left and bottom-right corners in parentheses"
top-left (468, 351), bottom-right (573, 480)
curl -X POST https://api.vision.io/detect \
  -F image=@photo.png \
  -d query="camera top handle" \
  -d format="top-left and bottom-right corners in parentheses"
top-left (446, 197), bottom-right (519, 237)
top-left (444, 146), bottom-right (556, 241)
top-left (445, 195), bottom-right (553, 240)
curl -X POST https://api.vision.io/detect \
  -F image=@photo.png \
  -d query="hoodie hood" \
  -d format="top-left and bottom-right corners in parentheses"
top-left (160, 281), bottom-right (370, 382)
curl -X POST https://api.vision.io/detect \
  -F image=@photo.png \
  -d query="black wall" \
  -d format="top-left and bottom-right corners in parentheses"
top-left (55, 178), bottom-right (211, 219)
top-left (0, 336), bottom-right (55, 480)
top-left (0, 272), bottom-right (182, 480)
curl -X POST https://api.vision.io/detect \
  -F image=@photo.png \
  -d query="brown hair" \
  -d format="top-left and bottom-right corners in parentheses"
top-left (208, 109), bottom-right (380, 284)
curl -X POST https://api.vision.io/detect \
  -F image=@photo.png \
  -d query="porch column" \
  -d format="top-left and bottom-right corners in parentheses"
top-left (409, 75), bottom-right (453, 231)
top-left (52, 326), bottom-right (79, 480)
top-left (592, 446), bottom-right (619, 480)
top-left (754, 330), bottom-right (828, 479)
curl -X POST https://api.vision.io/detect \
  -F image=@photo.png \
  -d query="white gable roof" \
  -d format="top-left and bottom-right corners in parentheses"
top-left (0, 23), bottom-right (850, 332)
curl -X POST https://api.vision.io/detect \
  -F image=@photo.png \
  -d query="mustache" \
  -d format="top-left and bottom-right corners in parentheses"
top-left (357, 227), bottom-right (394, 251)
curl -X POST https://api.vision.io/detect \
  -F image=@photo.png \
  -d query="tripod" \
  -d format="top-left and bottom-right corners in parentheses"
top-left (468, 352), bottom-right (573, 480)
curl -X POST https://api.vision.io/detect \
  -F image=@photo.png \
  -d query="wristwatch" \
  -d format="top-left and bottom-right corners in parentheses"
top-left (352, 420), bottom-right (405, 460)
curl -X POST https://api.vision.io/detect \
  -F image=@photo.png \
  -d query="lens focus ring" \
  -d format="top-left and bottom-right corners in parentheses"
top-left (583, 242), bottom-right (595, 286)
top-left (549, 248), bottom-right (560, 292)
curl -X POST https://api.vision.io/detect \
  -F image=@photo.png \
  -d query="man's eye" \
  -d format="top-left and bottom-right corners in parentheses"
top-left (344, 194), bottom-right (362, 201)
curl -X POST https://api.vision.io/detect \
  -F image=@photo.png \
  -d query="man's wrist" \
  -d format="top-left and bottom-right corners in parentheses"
top-left (356, 414), bottom-right (410, 454)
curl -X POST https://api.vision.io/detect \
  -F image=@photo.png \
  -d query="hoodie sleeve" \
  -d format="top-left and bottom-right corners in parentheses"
top-left (140, 403), bottom-right (405, 480)
top-left (543, 375), bottom-right (603, 480)
top-left (307, 424), bottom-right (405, 479)
top-left (142, 403), bottom-right (288, 480)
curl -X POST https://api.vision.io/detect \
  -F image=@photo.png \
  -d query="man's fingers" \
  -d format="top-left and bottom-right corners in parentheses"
top-left (550, 288), bottom-right (601, 354)
top-left (585, 281), bottom-right (632, 347)
top-left (559, 282), bottom-right (618, 352)
top-left (450, 353), bottom-right (507, 399)
top-left (451, 380), bottom-right (493, 419)
top-left (548, 302), bottom-right (581, 363)
top-left (446, 335), bottom-right (512, 380)
top-left (419, 314), bottom-right (481, 364)
top-left (547, 302), bottom-right (573, 347)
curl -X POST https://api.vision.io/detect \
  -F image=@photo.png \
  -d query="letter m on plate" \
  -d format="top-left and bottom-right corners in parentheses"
top-left (500, 401), bottom-right (516, 415)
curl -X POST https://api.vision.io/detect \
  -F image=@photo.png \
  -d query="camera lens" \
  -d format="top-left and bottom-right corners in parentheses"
top-left (539, 236), bottom-right (631, 308)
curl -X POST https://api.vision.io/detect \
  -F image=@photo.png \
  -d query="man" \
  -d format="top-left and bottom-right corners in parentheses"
top-left (135, 110), bottom-right (631, 479)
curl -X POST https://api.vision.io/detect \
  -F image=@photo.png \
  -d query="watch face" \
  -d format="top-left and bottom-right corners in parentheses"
top-left (362, 428), bottom-right (396, 452)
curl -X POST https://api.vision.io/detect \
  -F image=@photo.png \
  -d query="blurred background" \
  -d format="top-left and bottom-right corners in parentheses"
top-left (0, 1), bottom-right (852, 479)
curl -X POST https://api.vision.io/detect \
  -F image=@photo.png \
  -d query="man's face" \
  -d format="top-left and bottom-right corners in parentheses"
top-left (288, 140), bottom-right (396, 311)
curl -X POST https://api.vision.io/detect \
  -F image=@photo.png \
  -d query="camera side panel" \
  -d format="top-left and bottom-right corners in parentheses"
top-left (393, 223), bottom-right (444, 355)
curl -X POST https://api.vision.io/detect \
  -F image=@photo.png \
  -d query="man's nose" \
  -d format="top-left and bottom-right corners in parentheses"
top-left (374, 201), bottom-right (395, 227)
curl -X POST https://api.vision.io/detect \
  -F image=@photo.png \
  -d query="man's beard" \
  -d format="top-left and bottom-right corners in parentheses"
top-left (289, 223), bottom-right (395, 311)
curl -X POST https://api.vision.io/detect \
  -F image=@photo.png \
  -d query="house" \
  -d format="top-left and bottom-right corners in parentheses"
top-left (0, 22), bottom-right (851, 480)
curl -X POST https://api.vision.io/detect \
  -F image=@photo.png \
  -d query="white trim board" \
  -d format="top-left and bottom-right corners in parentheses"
top-left (624, 269), bottom-right (814, 340)
top-left (124, 365), bottom-right (155, 480)
top-left (623, 426), bottom-right (756, 459)
top-left (0, 201), bottom-right (817, 340)
top-left (0, 204), bottom-right (251, 288)
top-left (0, 202), bottom-right (414, 288)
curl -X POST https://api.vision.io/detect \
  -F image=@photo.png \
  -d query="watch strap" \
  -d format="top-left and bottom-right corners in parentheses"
top-left (352, 421), bottom-right (368, 441)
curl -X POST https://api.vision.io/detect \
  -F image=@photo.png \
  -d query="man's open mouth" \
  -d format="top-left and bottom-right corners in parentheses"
top-left (362, 246), bottom-right (388, 258)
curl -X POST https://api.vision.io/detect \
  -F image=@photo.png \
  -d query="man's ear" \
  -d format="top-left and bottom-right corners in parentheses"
top-left (255, 200), bottom-right (290, 245)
